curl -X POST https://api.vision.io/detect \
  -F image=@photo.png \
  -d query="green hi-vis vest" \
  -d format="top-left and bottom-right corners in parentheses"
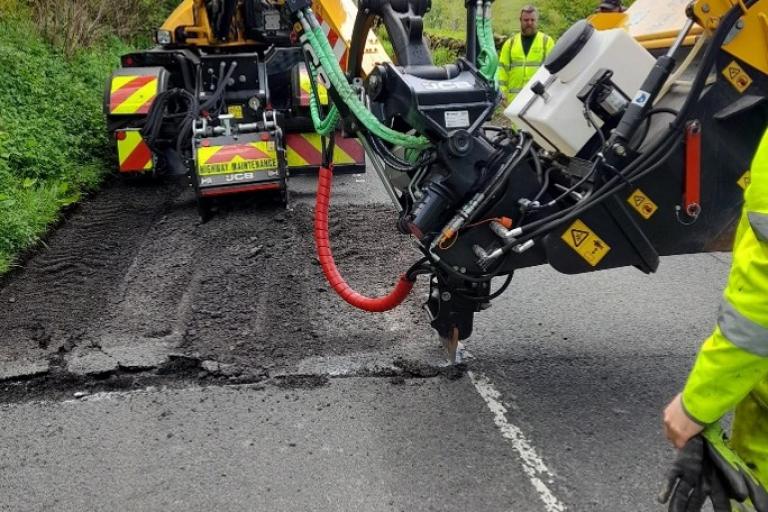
top-left (682, 127), bottom-right (768, 425)
top-left (497, 31), bottom-right (555, 102)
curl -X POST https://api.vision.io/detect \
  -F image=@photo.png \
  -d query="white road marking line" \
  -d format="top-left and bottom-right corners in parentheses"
top-left (468, 371), bottom-right (567, 512)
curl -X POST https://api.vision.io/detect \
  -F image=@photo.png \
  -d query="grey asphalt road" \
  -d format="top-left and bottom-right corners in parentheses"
top-left (467, 252), bottom-right (731, 511)
top-left (0, 172), bottom-right (732, 511)
top-left (1, 378), bottom-right (546, 512)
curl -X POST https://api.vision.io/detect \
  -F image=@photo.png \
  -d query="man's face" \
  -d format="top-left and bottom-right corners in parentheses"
top-left (520, 11), bottom-right (538, 36)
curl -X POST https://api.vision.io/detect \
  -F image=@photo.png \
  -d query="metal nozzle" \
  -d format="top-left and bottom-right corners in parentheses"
top-left (490, 221), bottom-right (522, 242)
top-left (473, 244), bottom-right (503, 270)
top-left (512, 240), bottom-right (535, 254)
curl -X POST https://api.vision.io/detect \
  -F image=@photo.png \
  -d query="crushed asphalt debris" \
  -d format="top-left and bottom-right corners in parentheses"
top-left (0, 179), bottom-right (457, 400)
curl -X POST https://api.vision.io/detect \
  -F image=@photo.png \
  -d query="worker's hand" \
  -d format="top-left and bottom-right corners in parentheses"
top-left (663, 393), bottom-right (704, 449)
top-left (659, 425), bottom-right (768, 512)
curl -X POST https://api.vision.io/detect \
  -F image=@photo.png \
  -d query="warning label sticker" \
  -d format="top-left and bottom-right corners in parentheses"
top-left (196, 141), bottom-right (277, 176)
top-left (627, 188), bottom-right (658, 220)
top-left (227, 104), bottom-right (244, 119)
top-left (738, 170), bottom-right (751, 190)
top-left (561, 219), bottom-right (611, 267)
top-left (723, 61), bottom-right (752, 94)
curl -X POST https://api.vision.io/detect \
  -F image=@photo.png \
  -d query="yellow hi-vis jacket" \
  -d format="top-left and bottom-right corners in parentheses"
top-left (497, 31), bottom-right (555, 102)
top-left (682, 127), bottom-right (768, 425)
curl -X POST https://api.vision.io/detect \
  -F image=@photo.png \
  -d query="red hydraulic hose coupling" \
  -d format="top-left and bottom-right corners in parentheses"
top-left (314, 166), bottom-right (415, 312)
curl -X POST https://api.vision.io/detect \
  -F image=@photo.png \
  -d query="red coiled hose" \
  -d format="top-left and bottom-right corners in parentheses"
top-left (314, 166), bottom-right (414, 312)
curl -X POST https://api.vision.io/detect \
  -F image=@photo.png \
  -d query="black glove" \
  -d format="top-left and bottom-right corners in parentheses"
top-left (659, 426), bottom-right (768, 512)
top-left (658, 435), bottom-right (709, 512)
top-left (703, 425), bottom-right (768, 512)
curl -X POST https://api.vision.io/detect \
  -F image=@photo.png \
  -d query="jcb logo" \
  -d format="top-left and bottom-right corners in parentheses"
top-left (422, 81), bottom-right (473, 91)
top-left (226, 173), bottom-right (255, 182)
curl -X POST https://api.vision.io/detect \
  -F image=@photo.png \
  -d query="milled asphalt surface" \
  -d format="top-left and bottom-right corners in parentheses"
top-left (0, 169), bottom-right (733, 511)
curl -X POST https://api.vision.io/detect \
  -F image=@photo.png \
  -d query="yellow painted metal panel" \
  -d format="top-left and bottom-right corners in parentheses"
top-left (311, 0), bottom-right (390, 74)
top-left (111, 79), bottom-right (159, 115)
top-left (284, 133), bottom-right (360, 168)
top-left (589, 12), bottom-right (629, 31)
top-left (160, 0), bottom-right (196, 32)
top-left (299, 66), bottom-right (328, 105)
top-left (110, 75), bottom-right (138, 93)
top-left (117, 131), bottom-right (143, 165)
top-left (722, 0), bottom-right (768, 75)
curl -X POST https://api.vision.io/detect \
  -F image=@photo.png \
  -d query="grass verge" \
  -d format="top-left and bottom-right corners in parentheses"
top-left (0, 5), bottom-right (131, 273)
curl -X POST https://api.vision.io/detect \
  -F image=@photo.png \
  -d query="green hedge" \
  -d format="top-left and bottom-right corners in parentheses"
top-left (0, 6), bottom-right (131, 273)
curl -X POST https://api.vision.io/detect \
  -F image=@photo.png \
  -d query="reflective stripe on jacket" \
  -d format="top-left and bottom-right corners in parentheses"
top-left (496, 31), bottom-right (554, 102)
top-left (682, 127), bottom-right (768, 424)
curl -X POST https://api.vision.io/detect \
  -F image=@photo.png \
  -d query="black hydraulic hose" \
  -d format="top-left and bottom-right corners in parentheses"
top-left (426, 4), bottom-right (753, 284)
top-left (141, 90), bottom-right (172, 153)
top-left (174, 54), bottom-right (194, 93)
top-left (433, 114), bottom-right (678, 285)
top-left (631, 107), bottom-right (679, 151)
top-left (529, 143), bottom-right (543, 183)
top-left (545, 159), bottom-right (600, 206)
top-left (405, 257), bottom-right (431, 280)
top-left (504, 138), bottom-right (681, 252)
top-left (199, 61), bottom-right (238, 112)
top-left (368, 134), bottom-right (433, 172)
top-left (532, 166), bottom-right (558, 203)
top-left (509, 134), bottom-right (677, 240)
top-left (455, 272), bottom-right (514, 302)
top-left (584, 87), bottom-right (607, 149)
top-left (467, 134), bottom-right (533, 224)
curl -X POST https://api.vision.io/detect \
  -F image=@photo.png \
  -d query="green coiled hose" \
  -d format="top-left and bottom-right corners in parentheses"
top-left (475, 1), bottom-right (498, 83)
top-left (306, 60), bottom-right (340, 136)
top-left (300, 9), bottom-right (431, 150)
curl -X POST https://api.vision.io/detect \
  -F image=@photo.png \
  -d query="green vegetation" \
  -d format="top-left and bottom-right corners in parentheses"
top-left (431, 46), bottom-right (460, 67)
top-left (425, 0), bottom-right (530, 39)
top-left (0, 0), bottom-right (174, 273)
top-left (0, 0), bottom-right (606, 273)
top-left (424, 0), bottom-right (604, 41)
top-left (539, 0), bottom-right (605, 37)
top-left (375, 28), bottom-right (458, 66)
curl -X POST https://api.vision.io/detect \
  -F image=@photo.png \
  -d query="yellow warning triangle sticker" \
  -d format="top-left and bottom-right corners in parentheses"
top-left (571, 229), bottom-right (589, 247)
top-left (633, 194), bottom-right (645, 207)
top-left (728, 66), bottom-right (740, 79)
top-left (562, 219), bottom-right (611, 267)
top-left (738, 170), bottom-right (751, 190)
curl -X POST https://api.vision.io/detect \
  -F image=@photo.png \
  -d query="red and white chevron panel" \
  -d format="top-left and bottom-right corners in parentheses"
top-left (316, 15), bottom-right (348, 71)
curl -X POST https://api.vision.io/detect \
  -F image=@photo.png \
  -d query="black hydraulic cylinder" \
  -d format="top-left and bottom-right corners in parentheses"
top-left (608, 17), bottom-right (693, 155)
top-left (465, 0), bottom-right (477, 65)
top-left (609, 55), bottom-right (675, 153)
top-left (402, 64), bottom-right (461, 80)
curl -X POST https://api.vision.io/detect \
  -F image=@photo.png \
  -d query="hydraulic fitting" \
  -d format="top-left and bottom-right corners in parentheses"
top-left (490, 221), bottom-right (522, 242)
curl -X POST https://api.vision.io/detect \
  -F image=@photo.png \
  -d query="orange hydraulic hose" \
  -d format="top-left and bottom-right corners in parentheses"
top-left (314, 166), bottom-right (415, 312)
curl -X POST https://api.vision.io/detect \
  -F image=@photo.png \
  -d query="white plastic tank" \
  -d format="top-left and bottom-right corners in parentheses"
top-left (504, 20), bottom-right (656, 157)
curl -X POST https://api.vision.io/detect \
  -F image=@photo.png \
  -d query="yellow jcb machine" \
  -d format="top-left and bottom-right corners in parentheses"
top-left (103, 0), bottom-right (386, 219)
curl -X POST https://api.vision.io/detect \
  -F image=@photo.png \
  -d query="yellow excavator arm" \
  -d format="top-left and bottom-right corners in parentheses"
top-left (157, 0), bottom-right (389, 74)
